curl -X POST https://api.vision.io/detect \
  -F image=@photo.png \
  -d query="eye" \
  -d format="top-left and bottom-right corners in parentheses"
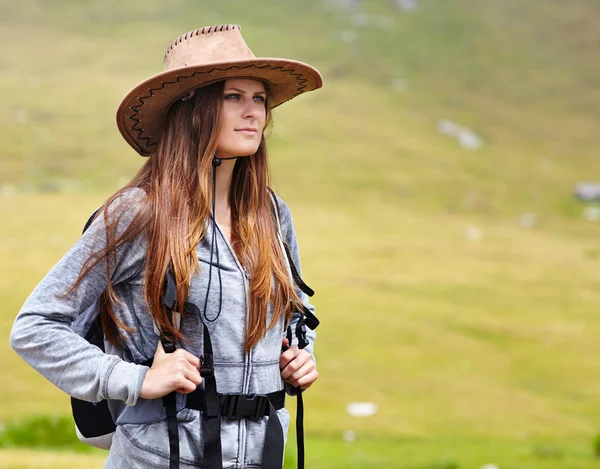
top-left (254, 95), bottom-right (266, 103)
top-left (224, 93), bottom-right (240, 100)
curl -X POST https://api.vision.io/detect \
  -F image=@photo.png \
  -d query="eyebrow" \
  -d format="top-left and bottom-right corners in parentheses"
top-left (224, 87), bottom-right (267, 95)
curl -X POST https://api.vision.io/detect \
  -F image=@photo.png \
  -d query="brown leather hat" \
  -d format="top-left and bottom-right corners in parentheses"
top-left (116, 24), bottom-right (323, 156)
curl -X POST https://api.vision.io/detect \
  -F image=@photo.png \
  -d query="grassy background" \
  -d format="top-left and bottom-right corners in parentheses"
top-left (1, 0), bottom-right (600, 467)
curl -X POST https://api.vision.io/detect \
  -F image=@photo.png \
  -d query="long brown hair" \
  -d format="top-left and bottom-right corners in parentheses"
top-left (71, 80), bottom-right (302, 353)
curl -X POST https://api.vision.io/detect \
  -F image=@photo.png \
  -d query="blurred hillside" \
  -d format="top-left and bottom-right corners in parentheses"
top-left (1, 1), bottom-right (600, 467)
top-left (1, 0), bottom-right (598, 217)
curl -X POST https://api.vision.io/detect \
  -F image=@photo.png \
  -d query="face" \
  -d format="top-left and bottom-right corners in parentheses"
top-left (215, 78), bottom-right (267, 159)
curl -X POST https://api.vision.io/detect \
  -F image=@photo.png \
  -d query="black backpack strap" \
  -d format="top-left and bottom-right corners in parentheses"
top-left (71, 206), bottom-right (114, 442)
top-left (267, 188), bottom-right (314, 299)
top-left (164, 392), bottom-right (180, 469)
top-left (268, 189), bottom-right (322, 469)
top-left (182, 301), bottom-right (222, 468)
top-left (296, 392), bottom-right (305, 468)
top-left (200, 321), bottom-right (223, 468)
top-left (161, 268), bottom-right (181, 469)
top-left (160, 270), bottom-right (224, 469)
top-left (283, 318), bottom-right (309, 469)
top-left (82, 206), bottom-right (103, 234)
top-left (183, 300), bottom-right (286, 469)
top-left (73, 209), bottom-right (181, 464)
top-left (262, 400), bottom-right (285, 469)
top-left (161, 269), bottom-right (178, 353)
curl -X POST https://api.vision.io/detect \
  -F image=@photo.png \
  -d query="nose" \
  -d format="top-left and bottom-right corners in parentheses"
top-left (242, 101), bottom-right (264, 121)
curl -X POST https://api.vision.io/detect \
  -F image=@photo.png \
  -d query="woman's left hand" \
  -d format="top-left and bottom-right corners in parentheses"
top-left (280, 338), bottom-right (318, 390)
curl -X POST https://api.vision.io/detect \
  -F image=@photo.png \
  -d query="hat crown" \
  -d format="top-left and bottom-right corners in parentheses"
top-left (163, 25), bottom-right (255, 71)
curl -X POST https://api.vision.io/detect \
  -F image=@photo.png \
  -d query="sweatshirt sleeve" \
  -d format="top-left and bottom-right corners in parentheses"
top-left (9, 188), bottom-right (148, 406)
top-left (275, 196), bottom-right (318, 395)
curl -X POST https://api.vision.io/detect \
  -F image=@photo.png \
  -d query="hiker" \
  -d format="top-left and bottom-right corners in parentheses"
top-left (10, 24), bottom-right (322, 469)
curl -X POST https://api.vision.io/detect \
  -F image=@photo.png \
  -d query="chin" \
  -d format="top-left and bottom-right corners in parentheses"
top-left (228, 145), bottom-right (260, 157)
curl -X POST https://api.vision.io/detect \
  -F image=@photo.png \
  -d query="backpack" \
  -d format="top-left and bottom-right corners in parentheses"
top-left (70, 194), bottom-right (319, 469)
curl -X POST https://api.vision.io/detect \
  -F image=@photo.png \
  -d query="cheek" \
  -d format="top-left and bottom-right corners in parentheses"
top-left (257, 110), bottom-right (267, 131)
top-left (216, 112), bottom-right (235, 142)
top-left (219, 109), bottom-right (235, 132)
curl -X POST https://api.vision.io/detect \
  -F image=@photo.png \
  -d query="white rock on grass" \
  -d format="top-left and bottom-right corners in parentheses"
top-left (480, 464), bottom-right (499, 469)
top-left (346, 402), bottom-right (378, 417)
top-left (458, 128), bottom-right (484, 150)
top-left (437, 119), bottom-right (461, 137)
top-left (575, 182), bottom-right (600, 201)
top-left (583, 206), bottom-right (600, 222)
top-left (395, 0), bottom-right (419, 11)
top-left (519, 213), bottom-right (537, 228)
top-left (0, 185), bottom-right (16, 198)
top-left (465, 226), bottom-right (483, 242)
top-left (437, 119), bottom-right (484, 150)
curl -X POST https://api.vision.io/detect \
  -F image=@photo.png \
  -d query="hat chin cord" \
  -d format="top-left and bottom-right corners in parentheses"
top-left (203, 155), bottom-right (240, 323)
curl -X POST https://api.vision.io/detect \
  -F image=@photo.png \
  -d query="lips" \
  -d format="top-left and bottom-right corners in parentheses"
top-left (235, 128), bottom-right (258, 136)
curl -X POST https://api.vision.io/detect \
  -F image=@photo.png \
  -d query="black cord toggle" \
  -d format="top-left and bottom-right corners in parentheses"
top-left (295, 318), bottom-right (308, 350)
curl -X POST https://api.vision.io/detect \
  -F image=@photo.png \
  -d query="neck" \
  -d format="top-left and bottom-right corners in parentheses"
top-left (213, 157), bottom-right (237, 218)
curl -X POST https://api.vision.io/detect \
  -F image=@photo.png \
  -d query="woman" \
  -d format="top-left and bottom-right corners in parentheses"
top-left (10, 24), bottom-right (322, 469)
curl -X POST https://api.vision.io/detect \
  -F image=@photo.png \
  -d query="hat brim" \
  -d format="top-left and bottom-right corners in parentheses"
top-left (116, 58), bottom-right (323, 156)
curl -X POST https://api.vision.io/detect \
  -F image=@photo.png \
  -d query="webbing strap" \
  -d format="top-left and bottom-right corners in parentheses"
top-left (163, 392), bottom-right (179, 469)
top-left (200, 321), bottom-right (223, 469)
top-left (163, 269), bottom-right (180, 468)
top-left (163, 269), bottom-right (177, 311)
top-left (267, 188), bottom-right (315, 300)
top-left (296, 393), bottom-right (305, 469)
top-left (262, 401), bottom-right (285, 469)
top-left (284, 323), bottom-right (308, 469)
top-left (185, 389), bottom-right (285, 416)
top-left (282, 242), bottom-right (314, 298)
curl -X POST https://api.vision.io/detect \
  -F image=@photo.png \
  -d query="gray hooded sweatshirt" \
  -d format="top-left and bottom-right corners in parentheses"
top-left (9, 188), bottom-right (316, 469)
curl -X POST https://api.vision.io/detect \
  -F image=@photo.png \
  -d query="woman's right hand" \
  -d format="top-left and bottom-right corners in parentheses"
top-left (140, 341), bottom-right (202, 399)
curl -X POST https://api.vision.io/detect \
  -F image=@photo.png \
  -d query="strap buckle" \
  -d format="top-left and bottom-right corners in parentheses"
top-left (200, 354), bottom-right (214, 378)
top-left (221, 394), bottom-right (269, 420)
top-left (160, 335), bottom-right (176, 354)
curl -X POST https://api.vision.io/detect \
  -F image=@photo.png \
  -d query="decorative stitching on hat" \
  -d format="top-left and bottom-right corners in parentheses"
top-left (126, 63), bottom-right (309, 155)
top-left (165, 25), bottom-right (241, 59)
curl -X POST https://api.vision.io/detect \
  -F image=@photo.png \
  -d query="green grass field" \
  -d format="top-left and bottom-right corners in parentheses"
top-left (1, 0), bottom-right (600, 467)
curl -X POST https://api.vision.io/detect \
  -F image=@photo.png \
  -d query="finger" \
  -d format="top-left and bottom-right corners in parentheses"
top-left (184, 366), bottom-right (203, 386)
top-left (184, 362), bottom-right (202, 385)
top-left (280, 355), bottom-right (299, 379)
top-left (175, 369), bottom-right (200, 393)
top-left (290, 370), bottom-right (319, 389)
top-left (282, 337), bottom-right (289, 348)
top-left (154, 340), bottom-right (165, 357)
top-left (281, 353), bottom-right (311, 380)
top-left (279, 346), bottom-right (299, 370)
top-left (176, 349), bottom-right (201, 369)
top-left (176, 380), bottom-right (197, 394)
top-left (287, 360), bottom-right (316, 384)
